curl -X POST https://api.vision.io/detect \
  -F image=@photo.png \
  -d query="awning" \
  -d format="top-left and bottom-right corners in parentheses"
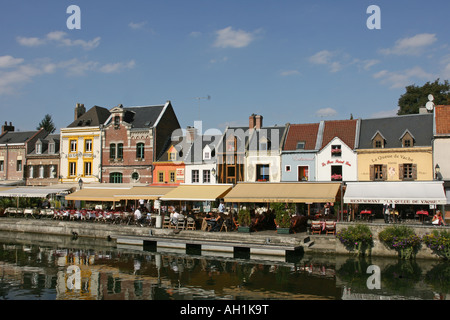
top-left (343, 181), bottom-right (447, 205)
top-left (160, 184), bottom-right (233, 201)
top-left (0, 186), bottom-right (73, 198)
top-left (113, 186), bottom-right (176, 201)
top-left (223, 182), bottom-right (341, 203)
top-left (65, 188), bottom-right (127, 202)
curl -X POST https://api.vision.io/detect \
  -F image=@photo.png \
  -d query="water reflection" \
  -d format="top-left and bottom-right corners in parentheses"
top-left (0, 231), bottom-right (448, 300)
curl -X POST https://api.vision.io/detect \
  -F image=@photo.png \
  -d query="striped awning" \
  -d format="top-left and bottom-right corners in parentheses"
top-left (223, 182), bottom-right (341, 203)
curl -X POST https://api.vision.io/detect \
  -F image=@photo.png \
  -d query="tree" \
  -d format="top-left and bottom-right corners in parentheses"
top-left (398, 79), bottom-right (450, 115)
top-left (37, 114), bottom-right (56, 133)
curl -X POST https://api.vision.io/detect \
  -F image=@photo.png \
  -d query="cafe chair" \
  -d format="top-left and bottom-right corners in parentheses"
top-left (186, 217), bottom-right (196, 230)
top-left (162, 215), bottom-right (171, 229)
top-left (311, 221), bottom-right (322, 235)
top-left (177, 217), bottom-right (186, 230)
top-left (325, 220), bottom-right (336, 235)
top-left (220, 219), bottom-right (229, 232)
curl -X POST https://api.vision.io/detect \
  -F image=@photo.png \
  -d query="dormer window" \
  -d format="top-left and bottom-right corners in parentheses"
top-left (36, 142), bottom-right (42, 154)
top-left (204, 151), bottom-right (211, 160)
top-left (168, 152), bottom-right (176, 161)
top-left (48, 142), bottom-right (55, 154)
top-left (296, 141), bottom-right (305, 150)
top-left (371, 131), bottom-right (386, 148)
top-left (400, 130), bottom-right (415, 148)
top-left (114, 116), bottom-right (120, 129)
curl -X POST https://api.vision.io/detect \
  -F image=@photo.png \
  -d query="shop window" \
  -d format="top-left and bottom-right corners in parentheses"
top-left (298, 166), bottom-right (308, 181)
top-left (256, 164), bottom-right (270, 181)
top-left (110, 172), bottom-right (123, 183)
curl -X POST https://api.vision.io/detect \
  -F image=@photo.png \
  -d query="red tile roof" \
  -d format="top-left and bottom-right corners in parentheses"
top-left (284, 123), bottom-right (320, 150)
top-left (321, 119), bottom-right (358, 149)
top-left (435, 105), bottom-right (450, 135)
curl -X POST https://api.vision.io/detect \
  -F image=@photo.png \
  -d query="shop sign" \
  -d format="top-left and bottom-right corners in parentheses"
top-left (321, 159), bottom-right (352, 167)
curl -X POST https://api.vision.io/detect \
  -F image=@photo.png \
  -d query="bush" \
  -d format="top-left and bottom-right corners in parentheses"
top-left (272, 203), bottom-right (291, 228)
top-left (237, 208), bottom-right (251, 227)
top-left (423, 230), bottom-right (450, 260)
top-left (379, 226), bottom-right (421, 260)
top-left (336, 224), bottom-right (373, 257)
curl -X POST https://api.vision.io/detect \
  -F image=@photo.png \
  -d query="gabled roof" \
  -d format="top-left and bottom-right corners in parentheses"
top-left (28, 134), bottom-right (60, 155)
top-left (321, 119), bottom-right (358, 150)
top-left (359, 113), bottom-right (433, 149)
top-left (283, 123), bottom-right (320, 151)
top-left (67, 106), bottom-right (111, 128)
top-left (247, 125), bottom-right (288, 151)
top-left (121, 105), bottom-right (165, 129)
top-left (0, 130), bottom-right (41, 145)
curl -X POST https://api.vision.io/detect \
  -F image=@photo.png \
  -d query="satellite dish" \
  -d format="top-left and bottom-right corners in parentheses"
top-left (428, 94), bottom-right (434, 102)
top-left (426, 101), bottom-right (434, 111)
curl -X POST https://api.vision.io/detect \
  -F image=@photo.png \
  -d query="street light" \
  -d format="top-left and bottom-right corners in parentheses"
top-left (78, 178), bottom-right (83, 190)
top-left (435, 164), bottom-right (441, 180)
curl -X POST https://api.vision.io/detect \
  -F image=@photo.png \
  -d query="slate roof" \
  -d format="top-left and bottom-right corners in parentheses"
top-left (67, 106), bottom-right (111, 128)
top-left (283, 123), bottom-right (320, 151)
top-left (0, 131), bottom-right (41, 145)
top-left (247, 125), bottom-right (288, 151)
top-left (28, 134), bottom-right (60, 155)
top-left (358, 113), bottom-right (433, 148)
top-left (121, 105), bottom-right (165, 129)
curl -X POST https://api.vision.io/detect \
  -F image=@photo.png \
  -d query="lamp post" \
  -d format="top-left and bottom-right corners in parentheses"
top-left (435, 164), bottom-right (441, 180)
top-left (211, 168), bottom-right (216, 183)
top-left (78, 178), bottom-right (83, 190)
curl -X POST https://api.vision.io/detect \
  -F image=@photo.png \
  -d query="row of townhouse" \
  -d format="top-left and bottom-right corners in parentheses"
top-left (1, 101), bottom-right (449, 195)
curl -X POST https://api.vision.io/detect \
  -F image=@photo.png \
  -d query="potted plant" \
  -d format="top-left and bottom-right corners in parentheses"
top-left (272, 203), bottom-right (291, 234)
top-left (237, 208), bottom-right (251, 232)
top-left (379, 225), bottom-right (421, 260)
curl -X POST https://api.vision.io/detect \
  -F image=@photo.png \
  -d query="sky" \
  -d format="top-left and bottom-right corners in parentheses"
top-left (0, 0), bottom-right (449, 133)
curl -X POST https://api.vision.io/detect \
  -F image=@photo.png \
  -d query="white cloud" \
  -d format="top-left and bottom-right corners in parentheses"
top-left (315, 107), bottom-right (337, 118)
top-left (209, 56), bottom-right (229, 64)
top-left (16, 31), bottom-right (101, 50)
top-left (0, 55), bottom-right (24, 68)
top-left (129, 21), bottom-right (147, 30)
top-left (280, 70), bottom-right (300, 76)
top-left (99, 60), bottom-right (136, 73)
top-left (370, 108), bottom-right (399, 118)
top-left (380, 33), bottom-right (437, 56)
top-left (373, 66), bottom-right (435, 89)
top-left (309, 50), bottom-right (333, 65)
top-left (213, 26), bottom-right (260, 48)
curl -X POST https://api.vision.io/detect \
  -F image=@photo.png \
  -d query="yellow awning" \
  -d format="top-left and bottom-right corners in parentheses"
top-left (65, 188), bottom-right (125, 202)
top-left (113, 186), bottom-right (176, 200)
top-left (160, 184), bottom-right (233, 201)
top-left (223, 182), bottom-right (341, 203)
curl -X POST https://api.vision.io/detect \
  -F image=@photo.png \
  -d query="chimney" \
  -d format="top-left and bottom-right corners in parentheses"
top-left (255, 115), bottom-right (263, 129)
top-left (249, 114), bottom-right (256, 129)
top-left (74, 103), bottom-right (86, 120)
top-left (186, 126), bottom-right (197, 143)
top-left (1, 121), bottom-right (14, 134)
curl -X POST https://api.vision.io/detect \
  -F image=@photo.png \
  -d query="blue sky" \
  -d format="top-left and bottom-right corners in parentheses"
top-left (1, 0), bottom-right (449, 133)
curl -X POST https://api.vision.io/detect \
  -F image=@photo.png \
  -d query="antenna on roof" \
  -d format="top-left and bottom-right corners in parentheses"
top-left (426, 94), bottom-right (434, 112)
top-left (194, 95), bottom-right (211, 121)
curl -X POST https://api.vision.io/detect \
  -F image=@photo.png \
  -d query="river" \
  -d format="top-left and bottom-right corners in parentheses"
top-left (0, 230), bottom-right (448, 301)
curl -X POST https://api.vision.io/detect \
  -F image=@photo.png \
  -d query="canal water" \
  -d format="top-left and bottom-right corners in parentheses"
top-left (0, 230), bottom-right (448, 301)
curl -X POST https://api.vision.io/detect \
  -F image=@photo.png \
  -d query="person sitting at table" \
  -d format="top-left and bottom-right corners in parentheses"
top-left (210, 213), bottom-right (223, 232)
top-left (170, 210), bottom-right (179, 226)
top-left (432, 210), bottom-right (446, 226)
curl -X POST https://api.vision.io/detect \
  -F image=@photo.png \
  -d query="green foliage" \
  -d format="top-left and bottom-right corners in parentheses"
top-left (379, 226), bottom-right (421, 259)
top-left (398, 79), bottom-right (450, 115)
top-left (423, 230), bottom-right (450, 260)
top-left (237, 208), bottom-right (250, 227)
top-left (272, 202), bottom-right (291, 228)
top-left (36, 114), bottom-right (56, 134)
top-left (336, 224), bottom-right (373, 257)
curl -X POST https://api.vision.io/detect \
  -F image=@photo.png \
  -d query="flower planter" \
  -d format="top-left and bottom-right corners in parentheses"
top-left (277, 227), bottom-right (290, 234)
top-left (238, 226), bottom-right (250, 233)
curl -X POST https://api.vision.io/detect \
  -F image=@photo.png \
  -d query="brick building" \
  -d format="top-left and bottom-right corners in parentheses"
top-left (101, 101), bottom-right (181, 184)
top-left (25, 133), bottom-right (60, 186)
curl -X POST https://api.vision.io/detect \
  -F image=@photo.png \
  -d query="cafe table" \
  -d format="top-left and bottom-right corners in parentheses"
top-left (416, 210), bottom-right (429, 222)
top-left (360, 210), bottom-right (372, 221)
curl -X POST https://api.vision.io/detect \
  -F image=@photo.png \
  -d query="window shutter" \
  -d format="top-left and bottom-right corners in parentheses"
top-left (399, 164), bottom-right (404, 180)
top-left (382, 165), bottom-right (387, 181)
top-left (370, 165), bottom-right (374, 181)
top-left (412, 164), bottom-right (417, 180)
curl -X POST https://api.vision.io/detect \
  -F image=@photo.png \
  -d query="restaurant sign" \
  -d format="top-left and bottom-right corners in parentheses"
top-left (347, 199), bottom-right (447, 205)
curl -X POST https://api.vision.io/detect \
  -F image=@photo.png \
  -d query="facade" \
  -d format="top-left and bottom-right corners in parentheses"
top-left (433, 105), bottom-right (450, 180)
top-left (101, 101), bottom-right (181, 184)
top-left (152, 141), bottom-right (186, 186)
top-left (316, 120), bottom-right (359, 182)
top-left (25, 134), bottom-right (60, 186)
top-left (60, 104), bottom-right (111, 185)
top-left (357, 113), bottom-right (434, 181)
top-left (0, 122), bottom-right (48, 185)
top-left (281, 122), bottom-right (320, 182)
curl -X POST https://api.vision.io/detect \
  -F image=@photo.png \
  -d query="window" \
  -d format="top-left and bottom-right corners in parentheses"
top-left (0, 160), bottom-right (3, 171)
top-left (84, 162), bottom-right (92, 176)
top-left (70, 140), bottom-right (77, 153)
top-left (298, 166), bottom-right (308, 181)
top-left (114, 116), bottom-right (120, 128)
top-left (204, 151), bottom-right (211, 160)
top-left (50, 165), bottom-right (57, 178)
top-left (256, 164), bottom-right (269, 181)
top-left (403, 139), bottom-right (411, 147)
top-left (203, 170), bottom-right (210, 183)
top-left (169, 171), bottom-right (175, 183)
top-left (400, 163), bottom-right (417, 180)
top-left (296, 141), bottom-right (305, 150)
top-left (331, 165), bottom-right (342, 181)
top-left (168, 152), bottom-right (176, 161)
top-left (69, 162), bottom-right (77, 176)
top-left (110, 172), bottom-right (123, 183)
top-left (117, 143), bottom-right (123, 159)
top-left (371, 164), bottom-right (387, 181)
top-left (39, 166), bottom-right (44, 178)
top-left (158, 171), bottom-right (164, 183)
top-left (136, 143), bottom-right (144, 159)
top-left (29, 166), bottom-right (34, 178)
top-left (16, 160), bottom-right (22, 172)
top-left (85, 139), bottom-right (92, 153)
top-left (331, 145), bottom-right (342, 157)
top-left (192, 170), bottom-right (199, 183)
top-left (285, 165), bottom-right (291, 172)
top-left (48, 143), bottom-right (55, 154)
top-left (36, 143), bottom-right (42, 154)
top-left (110, 144), bottom-right (116, 160)
top-left (131, 172), bottom-right (139, 181)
